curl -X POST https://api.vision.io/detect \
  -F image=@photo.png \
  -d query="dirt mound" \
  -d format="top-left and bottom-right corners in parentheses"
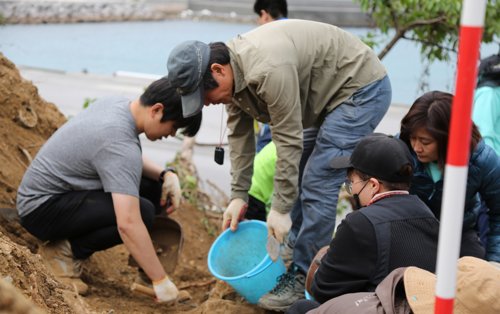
top-left (0, 53), bottom-right (66, 208)
top-left (0, 227), bottom-right (83, 313)
top-left (0, 53), bottom-right (266, 313)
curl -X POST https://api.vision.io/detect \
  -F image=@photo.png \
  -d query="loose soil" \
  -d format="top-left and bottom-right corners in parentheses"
top-left (0, 52), bottom-right (267, 313)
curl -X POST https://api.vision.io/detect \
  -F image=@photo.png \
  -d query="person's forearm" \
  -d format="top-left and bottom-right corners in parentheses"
top-left (118, 220), bottom-right (166, 281)
top-left (113, 193), bottom-right (166, 281)
top-left (142, 155), bottom-right (163, 181)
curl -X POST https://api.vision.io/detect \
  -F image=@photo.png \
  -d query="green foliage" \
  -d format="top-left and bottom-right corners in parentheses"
top-left (356, 0), bottom-right (499, 61)
top-left (336, 196), bottom-right (352, 218)
top-left (166, 157), bottom-right (201, 207)
top-left (82, 97), bottom-right (96, 109)
top-left (361, 31), bottom-right (379, 49)
top-left (181, 174), bottom-right (199, 205)
top-left (0, 13), bottom-right (4, 25)
top-left (201, 217), bottom-right (217, 236)
top-left (336, 184), bottom-right (353, 218)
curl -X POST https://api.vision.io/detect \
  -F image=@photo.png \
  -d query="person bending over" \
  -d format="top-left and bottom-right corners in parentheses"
top-left (17, 77), bottom-right (201, 301)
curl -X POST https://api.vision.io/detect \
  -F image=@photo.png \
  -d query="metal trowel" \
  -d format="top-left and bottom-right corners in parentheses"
top-left (129, 215), bottom-right (183, 274)
top-left (150, 215), bottom-right (183, 273)
top-left (266, 235), bottom-right (280, 262)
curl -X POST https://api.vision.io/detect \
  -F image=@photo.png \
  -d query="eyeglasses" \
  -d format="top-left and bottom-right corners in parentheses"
top-left (344, 179), bottom-right (367, 195)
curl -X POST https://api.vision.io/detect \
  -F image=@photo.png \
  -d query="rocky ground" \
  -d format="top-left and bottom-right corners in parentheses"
top-left (0, 0), bottom-right (255, 24)
top-left (0, 52), bottom-right (266, 313)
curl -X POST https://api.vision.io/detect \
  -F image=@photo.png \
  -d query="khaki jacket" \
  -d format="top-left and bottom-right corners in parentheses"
top-left (226, 19), bottom-right (386, 213)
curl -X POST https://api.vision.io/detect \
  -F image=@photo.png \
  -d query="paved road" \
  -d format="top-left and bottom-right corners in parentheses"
top-left (20, 67), bottom-right (408, 197)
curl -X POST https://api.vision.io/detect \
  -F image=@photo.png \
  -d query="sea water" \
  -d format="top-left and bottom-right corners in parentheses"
top-left (0, 19), bottom-right (497, 105)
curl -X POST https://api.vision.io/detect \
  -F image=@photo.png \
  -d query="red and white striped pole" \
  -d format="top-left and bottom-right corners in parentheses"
top-left (434, 0), bottom-right (487, 313)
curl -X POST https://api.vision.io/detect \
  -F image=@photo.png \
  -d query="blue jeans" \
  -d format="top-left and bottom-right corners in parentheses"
top-left (256, 124), bottom-right (272, 153)
top-left (292, 75), bottom-right (392, 273)
top-left (289, 127), bottom-right (319, 243)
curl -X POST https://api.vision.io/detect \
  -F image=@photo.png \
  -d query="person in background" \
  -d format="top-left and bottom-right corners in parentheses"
top-left (167, 19), bottom-right (392, 311)
top-left (286, 133), bottom-right (443, 313)
top-left (472, 51), bottom-right (500, 247)
top-left (245, 141), bottom-right (277, 221)
top-left (253, 0), bottom-right (321, 262)
top-left (400, 90), bottom-right (500, 262)
top-left (16, 77), bottom-right (202, 301)
top-left (473, 51), bottom-right (500, 155)
top-left (248, 1), bottom-right (320, 238)
top-left (253, 0), bottom-right (289, 152)
top-left (245, 0), bottom-right (288, 221)
top-left (254, 0), bottom-right (288, 28)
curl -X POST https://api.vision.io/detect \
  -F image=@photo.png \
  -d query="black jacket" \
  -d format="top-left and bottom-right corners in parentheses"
top-left (311, 194), bottom-right (440, 303)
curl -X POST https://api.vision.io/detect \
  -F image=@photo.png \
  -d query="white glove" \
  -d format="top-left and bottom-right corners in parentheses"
top-left (222, 198), bottom-right (248, 231)
top-left (267, 209), bottom-right (291, 244)
top-left (153, 275), bottom-right (179, 303)
top-left (161, 172), bottom-right (181, 214)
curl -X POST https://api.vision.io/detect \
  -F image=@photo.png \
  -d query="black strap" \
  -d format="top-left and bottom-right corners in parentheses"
top-left (158, 167), bottom-right (176, 183)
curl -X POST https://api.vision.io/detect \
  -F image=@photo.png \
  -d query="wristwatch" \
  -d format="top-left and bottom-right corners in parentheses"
top-left (159, 167), bottom-right (176, 183)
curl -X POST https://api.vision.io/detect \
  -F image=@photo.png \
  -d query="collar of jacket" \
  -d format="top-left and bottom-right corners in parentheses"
top-left (368, 190), bottom-right (409, 206)
top-left (228, 48), bottom-right (248, 95)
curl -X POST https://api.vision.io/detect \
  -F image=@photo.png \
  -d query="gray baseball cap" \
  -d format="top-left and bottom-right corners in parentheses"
top-left (167, 40), bottom-right (210, 118)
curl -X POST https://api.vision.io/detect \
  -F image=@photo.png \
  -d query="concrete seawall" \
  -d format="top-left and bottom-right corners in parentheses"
top-left (0, 0), bottom-right (186, 24)
top-left (0, 0), bottom-right (373, 26)
top-left (189, 0), bottom-right (373, 26)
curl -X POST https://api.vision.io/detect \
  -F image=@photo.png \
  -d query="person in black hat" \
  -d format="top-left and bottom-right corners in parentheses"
top-left (287, 133), bottom-right (442, 314)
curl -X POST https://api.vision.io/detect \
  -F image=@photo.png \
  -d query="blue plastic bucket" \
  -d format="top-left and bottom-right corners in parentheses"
top-left (207, 220), bottom-right (286, 304)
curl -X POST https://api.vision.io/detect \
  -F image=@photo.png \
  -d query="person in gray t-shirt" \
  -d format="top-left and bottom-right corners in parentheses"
top-left (16, 77), bottom-right (201, 302)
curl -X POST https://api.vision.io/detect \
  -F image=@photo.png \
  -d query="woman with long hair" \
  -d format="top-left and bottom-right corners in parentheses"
top-left (400, 91), bottom-right (500, 262)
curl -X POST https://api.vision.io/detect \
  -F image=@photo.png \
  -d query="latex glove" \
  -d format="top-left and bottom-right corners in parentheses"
top-left (267, 209), bottom-right (292, 244)
top-left (153, 275), bottom-right (179, 303)
top-left (161, 172), bottom-right (181, 214)
top-left (222, 198), bottom-right (248, 231)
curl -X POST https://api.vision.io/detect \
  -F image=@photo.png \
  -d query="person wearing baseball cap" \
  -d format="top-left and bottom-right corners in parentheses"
top-left (167, 20), bottom-right (392, 310)
top-left (288, 133), bottom-right (443, 314)
top-left (167, 40), bottom-right (210, 118)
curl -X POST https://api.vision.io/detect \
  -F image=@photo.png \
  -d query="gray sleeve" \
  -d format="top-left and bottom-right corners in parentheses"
top-left (93, 141), bottom-right (142, 197)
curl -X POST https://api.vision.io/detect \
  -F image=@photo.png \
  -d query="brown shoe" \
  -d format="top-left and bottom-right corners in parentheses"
top-left (39, 240), bottom-right (89, 295)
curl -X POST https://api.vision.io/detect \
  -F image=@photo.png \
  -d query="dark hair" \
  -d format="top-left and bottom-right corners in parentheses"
top-left (202, 42), bottom-right (231, 91)
top-left (348, 166), bottom-right (412, 191)
top-left (400, 91), bottom-right (481, 169)
top-left (140, 77), bottom-right (202, 136)
top-left (254, 0), bottom-right (288, 19)
top-left (477, 52), bottom-right (500, 88)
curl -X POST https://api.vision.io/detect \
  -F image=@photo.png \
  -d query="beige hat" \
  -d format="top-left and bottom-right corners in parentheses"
top-left (404, 256), bottom-right (500, 314)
